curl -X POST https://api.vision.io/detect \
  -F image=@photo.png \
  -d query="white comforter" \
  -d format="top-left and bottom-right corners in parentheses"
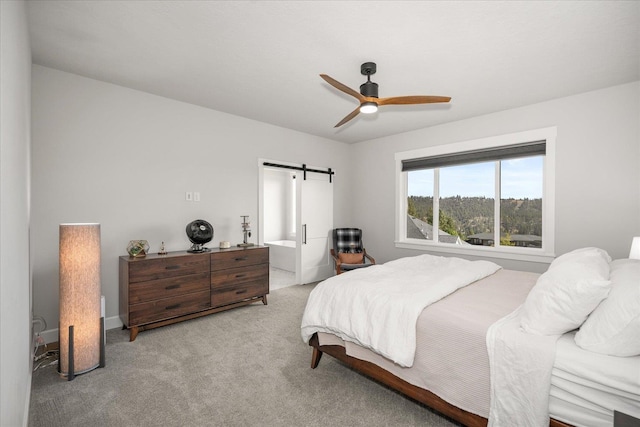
top-left (486, 306), bottom-right (560, 427)
top-left (301, 254), bottom-right (501, 367)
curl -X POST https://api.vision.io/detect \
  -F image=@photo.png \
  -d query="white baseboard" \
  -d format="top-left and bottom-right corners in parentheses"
top-left (39, 315), bottom-right (123, 345)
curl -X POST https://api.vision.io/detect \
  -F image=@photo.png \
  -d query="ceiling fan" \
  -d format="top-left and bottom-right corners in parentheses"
top-left (320, 62), bottom-right (451, 128)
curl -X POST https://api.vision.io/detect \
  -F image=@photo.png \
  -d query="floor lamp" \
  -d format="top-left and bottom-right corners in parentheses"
top-left (59, 223), bottom-right (105, 380)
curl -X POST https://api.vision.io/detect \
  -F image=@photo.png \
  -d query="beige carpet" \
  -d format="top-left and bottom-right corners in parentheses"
top-left (269, 267), bottom-right (296, 290)
top-left (29, 284), bottom-right (461, 427)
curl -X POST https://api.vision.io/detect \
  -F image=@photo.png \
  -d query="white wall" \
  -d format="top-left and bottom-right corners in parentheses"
top-left (352, 82), bottom-right (640, 272)
top-left (31, 65), bottom-right (351, 341)
top-left (0, 1), bottom-right (33, 425)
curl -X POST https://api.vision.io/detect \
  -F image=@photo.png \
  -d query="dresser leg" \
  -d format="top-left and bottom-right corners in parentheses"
top-left (129, 326), bottom-right (139, 342)
top-left (262, 295), bottom-right (268, 305)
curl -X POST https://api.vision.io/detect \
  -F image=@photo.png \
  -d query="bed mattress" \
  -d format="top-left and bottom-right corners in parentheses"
top-left (549, 331), bottom-right (640, 427)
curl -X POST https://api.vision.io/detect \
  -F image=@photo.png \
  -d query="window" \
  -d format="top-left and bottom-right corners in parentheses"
top-left (396, 128), bottom-right (556, 263)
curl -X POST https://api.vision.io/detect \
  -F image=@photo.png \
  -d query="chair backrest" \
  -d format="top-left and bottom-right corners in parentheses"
top-left (333, 228), bottom-right (364, 254)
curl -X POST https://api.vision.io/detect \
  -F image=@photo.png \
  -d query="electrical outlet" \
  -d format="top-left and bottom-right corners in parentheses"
top-left (185, 192), bottom-right (193, 201)
top-left (194, 192), bottom-right (200, 202)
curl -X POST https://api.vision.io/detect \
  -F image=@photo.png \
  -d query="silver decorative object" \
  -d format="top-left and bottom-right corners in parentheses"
top-left (237, 215), bottom-right (254, 247)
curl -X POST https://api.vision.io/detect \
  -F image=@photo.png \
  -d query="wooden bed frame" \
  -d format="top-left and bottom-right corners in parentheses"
top-left (309, 333), bottom-right (573, 427)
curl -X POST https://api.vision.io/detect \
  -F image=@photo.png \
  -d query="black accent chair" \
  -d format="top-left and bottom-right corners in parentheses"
top-left (330, 228), bottom-right (376, 275)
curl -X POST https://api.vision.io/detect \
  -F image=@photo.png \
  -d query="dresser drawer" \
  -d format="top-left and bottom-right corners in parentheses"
top-left (128, 255), bottom-right (209, 283)
top-left (210, 264), bottom-right (268, 288)
top-left (211, 248), bottom-right (269, 271)
top-left (211, 280), bottom-right (268, 307)
top-left (129, 290), bottom-right (211, 326)
top-left (129, 272), bottom-right (209, 304)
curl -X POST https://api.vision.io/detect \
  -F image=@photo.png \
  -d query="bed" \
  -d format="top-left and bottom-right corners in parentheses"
top-left (301, 250), bottom-right (640, 427)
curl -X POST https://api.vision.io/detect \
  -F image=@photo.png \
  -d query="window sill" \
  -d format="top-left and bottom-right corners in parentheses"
top-left (395, 240), bottom-right (555, 264)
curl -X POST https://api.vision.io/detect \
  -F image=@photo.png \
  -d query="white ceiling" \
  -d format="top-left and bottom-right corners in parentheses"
top-left (27, 1), bottom-right (640, 144)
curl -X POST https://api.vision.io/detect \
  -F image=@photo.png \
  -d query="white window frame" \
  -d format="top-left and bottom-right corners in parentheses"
top-left (395, 127), bottom-right (556, 263)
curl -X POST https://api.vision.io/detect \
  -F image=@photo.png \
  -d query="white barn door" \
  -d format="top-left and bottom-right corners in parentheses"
top-left (296, 170), bottom-right (333, 284)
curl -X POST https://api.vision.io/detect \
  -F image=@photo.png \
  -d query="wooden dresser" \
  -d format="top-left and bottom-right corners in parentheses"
top-left (120, 246), bottom-right (269, 341)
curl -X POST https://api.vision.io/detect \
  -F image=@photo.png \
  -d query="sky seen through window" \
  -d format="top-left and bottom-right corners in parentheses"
top-left (408, 156), bottom-right (543, 199)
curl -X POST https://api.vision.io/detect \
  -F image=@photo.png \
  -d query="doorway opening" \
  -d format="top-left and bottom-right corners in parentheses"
top-left (262, 167), bottom-right (297, 289)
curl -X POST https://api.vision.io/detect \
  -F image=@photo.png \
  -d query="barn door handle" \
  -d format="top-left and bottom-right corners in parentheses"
top-left (303, 224), bottom-right (307, 244)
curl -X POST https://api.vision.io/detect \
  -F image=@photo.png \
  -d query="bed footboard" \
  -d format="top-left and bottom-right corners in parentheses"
top-left (308, 333), bottom-right (573, 427)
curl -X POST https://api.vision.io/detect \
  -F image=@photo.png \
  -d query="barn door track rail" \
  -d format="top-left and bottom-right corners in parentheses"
top-left (263, 162), bottom-right (334, 182)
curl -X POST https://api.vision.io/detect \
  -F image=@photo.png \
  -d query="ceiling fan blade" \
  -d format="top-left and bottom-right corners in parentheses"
top-left (320, 74), bottom-right (365, 102)
top-left (378, 95), bottom-right (451, 106)
top-left (334, 106), bottom-right (361, 128)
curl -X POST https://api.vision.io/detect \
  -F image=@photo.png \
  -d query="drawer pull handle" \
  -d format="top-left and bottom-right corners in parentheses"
top-left (165, 304), bottom-right (181, 310)
top-left (235, 289), bottom-right (247, 295)
top-left (235, 274), bottom-right (246, 278)
top-left (234, 257), bottom-right (248, 261)
top-left (165, 284), bottom-right (180, 290)
top-left (165, 265), bottom-right (180, 270)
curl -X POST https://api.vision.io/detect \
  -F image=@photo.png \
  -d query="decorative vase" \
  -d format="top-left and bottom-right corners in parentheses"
top-left (127, 240), bottom-right (149, 257)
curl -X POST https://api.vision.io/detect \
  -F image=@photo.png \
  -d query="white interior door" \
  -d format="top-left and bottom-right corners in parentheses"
top-left (296, 171), bottom-right (333, 284)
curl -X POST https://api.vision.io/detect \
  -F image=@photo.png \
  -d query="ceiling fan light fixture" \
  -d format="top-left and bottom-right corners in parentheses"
top-left (360, 102), bottom-right (378, 114)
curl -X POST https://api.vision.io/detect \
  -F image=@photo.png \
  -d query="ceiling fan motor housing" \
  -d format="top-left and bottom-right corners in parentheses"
top-left (360, 62), bottom-right (378, 98)
top-left (360, 81), bottom-right (378, 98)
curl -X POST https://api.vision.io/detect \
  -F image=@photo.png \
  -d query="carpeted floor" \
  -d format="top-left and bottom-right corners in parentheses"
top-left (269, 267), bottom-right (296, 290)
top-left (29, 284), bottom-right (461, 427)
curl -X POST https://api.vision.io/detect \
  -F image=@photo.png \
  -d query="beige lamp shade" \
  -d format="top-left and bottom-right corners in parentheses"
top-left (630, 236), bottom-right (640, 260)
top-left (59, 223), bottom-right (102, 376)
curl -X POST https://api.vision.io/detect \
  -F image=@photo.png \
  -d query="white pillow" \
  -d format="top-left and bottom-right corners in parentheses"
top-left (547, 247), bottom-right (611, 273)
top-left (575, 259), bottom-right (640, 356)
top-left (520, 247), bottom-right (612, 335)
